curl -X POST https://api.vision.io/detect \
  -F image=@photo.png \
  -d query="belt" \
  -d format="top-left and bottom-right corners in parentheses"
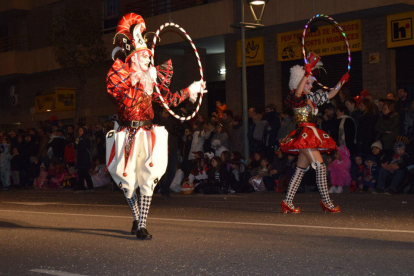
top-left (121, 120), bottom-right (152, 128)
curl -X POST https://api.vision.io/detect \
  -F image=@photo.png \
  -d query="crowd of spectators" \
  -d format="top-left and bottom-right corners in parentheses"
top-left (0, 119), bottom-right (112, 191)
top-left (1, 86), bottom-right (414, 196)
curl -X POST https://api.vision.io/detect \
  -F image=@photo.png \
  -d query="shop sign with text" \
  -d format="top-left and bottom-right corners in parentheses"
top-left (277, 20), bottom-right (362, 61)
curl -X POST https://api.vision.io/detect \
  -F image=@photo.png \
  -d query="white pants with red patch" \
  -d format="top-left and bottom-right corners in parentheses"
top-left (106, 123), bottom-right (168, 199)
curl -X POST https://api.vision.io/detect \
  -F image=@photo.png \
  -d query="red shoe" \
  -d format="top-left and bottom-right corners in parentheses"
top-left (320, 201), bottom-right (341, 213)
top-left (281, 201), bottom-right (301, 214)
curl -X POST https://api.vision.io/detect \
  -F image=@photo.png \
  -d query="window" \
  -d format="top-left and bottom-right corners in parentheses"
top-left (103, 0), bottom-right (119, 34)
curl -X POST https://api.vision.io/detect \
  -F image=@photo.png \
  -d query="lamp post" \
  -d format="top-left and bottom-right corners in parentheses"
top-left (232, 0), bottom-right (268, 160)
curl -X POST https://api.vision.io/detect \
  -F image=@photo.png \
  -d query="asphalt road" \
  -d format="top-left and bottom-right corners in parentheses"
top-left (0, 189), bottom-right (413, 276)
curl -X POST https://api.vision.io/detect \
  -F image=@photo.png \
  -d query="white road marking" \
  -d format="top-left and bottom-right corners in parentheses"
top-left (1, 209), bottom-right (414, 234)
top-left (30, 269), bottom-right (88, 276)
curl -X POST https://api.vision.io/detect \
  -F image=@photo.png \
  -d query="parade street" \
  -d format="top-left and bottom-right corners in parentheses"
top-left (0, 190), bottom-right (413, 276)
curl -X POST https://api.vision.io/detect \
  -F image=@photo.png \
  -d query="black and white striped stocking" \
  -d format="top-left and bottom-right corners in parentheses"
top-left (284, 166), bottom-right (307, 205)
top-left (138, 195), bottom-right (152, 229)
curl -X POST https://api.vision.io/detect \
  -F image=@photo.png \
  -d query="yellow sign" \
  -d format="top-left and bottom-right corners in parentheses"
top-left (237, 36), bottom-right (264, 67)
top-left (55, 88), bottom-right (76, 111)
top-left (277, 20), bottom-right (362, 61)
top-left (369, 52), bottom-right (380, 64)
top-left (35, 88), bottom-right (76, 114)
top-left (387, 11), bottom-right (414, 48)
top-left (35, 94), bottom-right (56, 113)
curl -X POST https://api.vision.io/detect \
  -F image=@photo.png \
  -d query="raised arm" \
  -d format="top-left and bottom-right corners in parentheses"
top-left (327, 73), bottom-right (350, 99)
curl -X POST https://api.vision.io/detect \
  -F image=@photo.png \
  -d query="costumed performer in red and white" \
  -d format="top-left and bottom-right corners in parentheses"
top-left (280, 53), bottom-right (349, 214)
top-left (106, 13), bottom-right (206, 240)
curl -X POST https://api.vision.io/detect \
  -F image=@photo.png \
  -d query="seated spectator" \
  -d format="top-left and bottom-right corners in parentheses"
top-left (33, 163), bottom-right (48, 189)
top-left (360, 155), bottom-right (380, 193)
top-left (189, 158), bottom-right (208, 193)
top-left (263, 150), bottom-right (288, 191)
top-left (90, 158), bottom-right (112, 188)
top-left (248, 152), bottom-right (263, 171)
top-left (374, 141), bottom-right (410, 194)
top-left (249, 158), bottom-right (271, 192)
top-left (350, 155), bottom-right (364, 191)
top-left (328, 146), bottom-right (351, 193)
top-left (371, 141), bottom-right (387, 165)
top-left (228, 161), bottom-right (251, 193)
top-left (47, 161), bottom-right (65, 189)
top-left (375, 99), bottom-right (400, 156)
top-left (205, 156), bottom-right (228, 194)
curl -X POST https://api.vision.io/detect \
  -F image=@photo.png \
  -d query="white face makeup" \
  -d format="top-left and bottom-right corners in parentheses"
top-left (304, 77), bottom-right (314, 93)
top-left (137, 51), bottom-right (150, 72)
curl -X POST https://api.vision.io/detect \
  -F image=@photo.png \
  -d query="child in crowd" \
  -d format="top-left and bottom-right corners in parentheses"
top-left (265, 151), bottom-right (288, 192)
top-left (33, 163), bottom-right (49, 189)
top-left (328, 146), bottom-right (352, 193)
top-left (249, 158), bottom-right (271, 191)
top-left (228, 161), bottom-right (249, 193)
top-left (189, 158), bottom-right (208, 193)
top-left (360, 155), bottom-right (379, 193)
top-left (221, 151), bottom-right (232, 171)
top-left (371, 140), bottom-right (387, 166)
top-left (205, 156), bottom-right (228, 194)
top-left (351, 155), bottom-right (364, 191)
top-left (374, 141), bottom-right (410, 194)
top-left (47, 162), bottom-right (65, 189)
top-left (248, 152), bottom-right (263, 171)
top-left (62, 165), bottom-right (77, 189)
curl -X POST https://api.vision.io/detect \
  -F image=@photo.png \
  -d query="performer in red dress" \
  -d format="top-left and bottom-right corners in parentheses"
top-left (280, 53), bottom-right (349, 214)
top-left (106, 13), bottom-right (206, 239)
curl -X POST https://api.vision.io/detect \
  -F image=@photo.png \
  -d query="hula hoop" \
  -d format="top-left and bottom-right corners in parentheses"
top-left (151, 22), bottom-right (204, 121)
top-left (302, 14), bottom-right (351, 90)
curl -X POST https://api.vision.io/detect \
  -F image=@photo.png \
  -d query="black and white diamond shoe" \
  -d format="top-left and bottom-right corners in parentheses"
top-left (131, 220), bottom-right (138, 235)
top-left (136, 228), bottom-right (152, 240)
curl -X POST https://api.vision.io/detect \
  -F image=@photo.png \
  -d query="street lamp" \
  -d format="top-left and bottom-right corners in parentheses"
top-left (231, 0), bottom-right (268, 160)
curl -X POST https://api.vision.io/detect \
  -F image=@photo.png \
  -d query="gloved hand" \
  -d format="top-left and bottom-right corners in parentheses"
top-left (340, 72), bottom-right (350, 85)
top-left (305, 52), bottom-right (321, 77)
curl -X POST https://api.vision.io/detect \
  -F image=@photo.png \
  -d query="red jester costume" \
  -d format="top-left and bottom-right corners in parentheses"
top-left (106, 13), bottom-right (205, 240)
